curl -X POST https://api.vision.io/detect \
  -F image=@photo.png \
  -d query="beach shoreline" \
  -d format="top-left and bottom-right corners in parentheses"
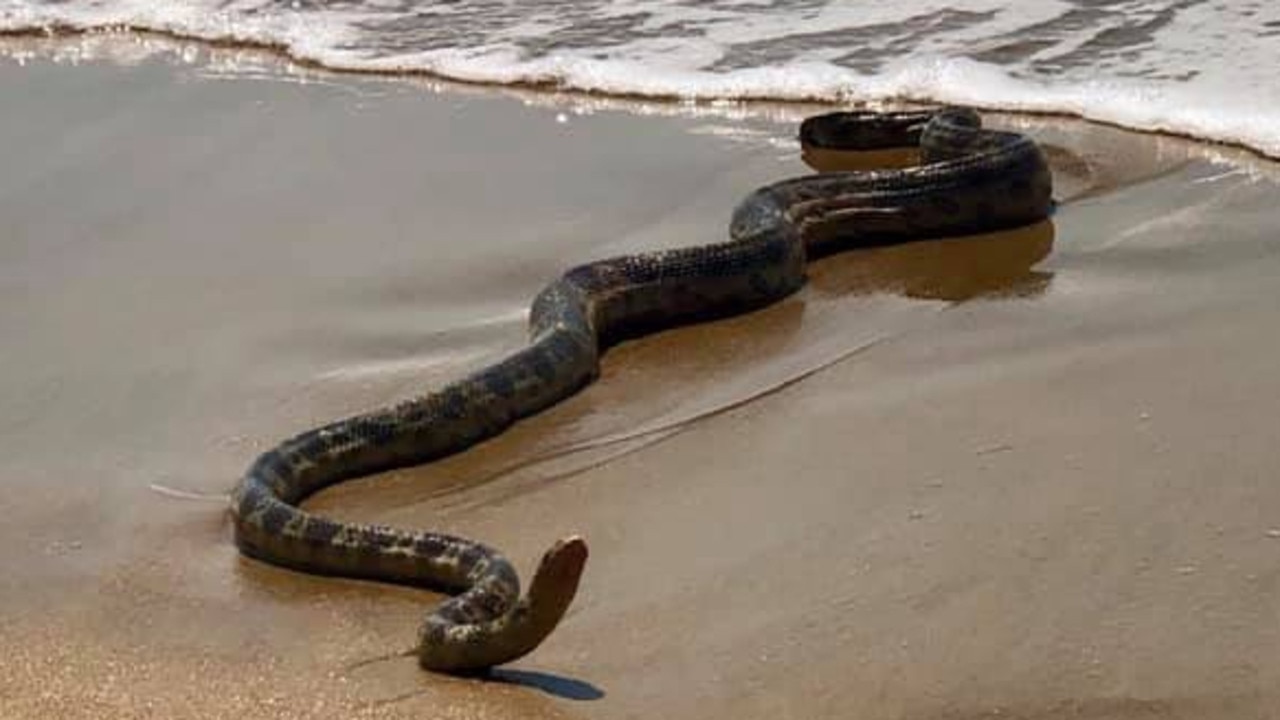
top-left (2, 37), bottom-right (1279, 720)
top-left (4, 27), bottom-right (1279, 165)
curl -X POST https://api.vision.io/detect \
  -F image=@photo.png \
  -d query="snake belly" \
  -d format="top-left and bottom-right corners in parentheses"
top-left (229, 107), bottom-right (1053, 673)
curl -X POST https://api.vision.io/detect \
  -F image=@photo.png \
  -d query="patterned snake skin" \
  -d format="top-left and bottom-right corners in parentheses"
top-left (230, 107), bottom-right (1054, 673)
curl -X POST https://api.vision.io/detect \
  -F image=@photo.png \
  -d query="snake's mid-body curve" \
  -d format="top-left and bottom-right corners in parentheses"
top-left (230, 107), bottom-right (1054, 673)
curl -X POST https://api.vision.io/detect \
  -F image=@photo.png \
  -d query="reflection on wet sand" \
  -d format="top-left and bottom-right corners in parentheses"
top-left (809, 220), bottom-right (1055, 302)
top-left (800, 141), bottom-right (1056, 301)
top-left (802, 145), bottom-right (921, 173)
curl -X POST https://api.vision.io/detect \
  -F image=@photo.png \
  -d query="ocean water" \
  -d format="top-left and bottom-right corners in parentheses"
top-left (2, 0), bottom-right (1279, 157)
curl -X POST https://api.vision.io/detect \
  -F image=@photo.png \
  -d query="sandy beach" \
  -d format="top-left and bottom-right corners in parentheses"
top-left (2, 35), bottom-right (1279, 720)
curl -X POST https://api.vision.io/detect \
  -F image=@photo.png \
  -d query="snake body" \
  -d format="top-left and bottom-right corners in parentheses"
top-left (230, 107), bottom-right (1053, 673)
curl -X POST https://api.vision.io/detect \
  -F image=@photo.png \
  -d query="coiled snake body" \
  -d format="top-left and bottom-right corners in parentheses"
top-left (231, 107), bottom-right (1053, 673)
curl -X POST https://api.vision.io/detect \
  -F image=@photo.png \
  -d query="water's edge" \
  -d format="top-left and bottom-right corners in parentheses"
top-left (2, 22), bottom-right (1279, 162)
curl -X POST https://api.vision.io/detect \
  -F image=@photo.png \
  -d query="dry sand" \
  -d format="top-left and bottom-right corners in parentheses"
top-left (2, 35), bottom-right (1279, 720)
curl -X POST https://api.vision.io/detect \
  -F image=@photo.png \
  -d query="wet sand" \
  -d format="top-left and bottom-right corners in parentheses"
top-left (3, 38), bottom-right (1280, 720)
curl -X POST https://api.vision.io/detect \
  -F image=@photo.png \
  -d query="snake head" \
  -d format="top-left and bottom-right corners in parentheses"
top-left (418, 535), bottom-right (589, 673)
top-left (526, 535), bottom-right (589, 626)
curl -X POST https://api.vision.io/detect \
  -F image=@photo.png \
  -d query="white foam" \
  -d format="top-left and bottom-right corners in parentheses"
top-left (3, 0), bottom-right (1280, 157)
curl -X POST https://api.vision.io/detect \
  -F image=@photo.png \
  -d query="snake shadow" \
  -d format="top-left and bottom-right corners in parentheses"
top-left (488, 668), bottom-right (605, 700)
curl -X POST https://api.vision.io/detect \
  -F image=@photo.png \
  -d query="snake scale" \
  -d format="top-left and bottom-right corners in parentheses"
top-left (230, 107), bottom-right (1054, 673)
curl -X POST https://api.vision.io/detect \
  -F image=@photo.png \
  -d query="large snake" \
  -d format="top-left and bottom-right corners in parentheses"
top-left (230, 107), bottom-right (1053, 673)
